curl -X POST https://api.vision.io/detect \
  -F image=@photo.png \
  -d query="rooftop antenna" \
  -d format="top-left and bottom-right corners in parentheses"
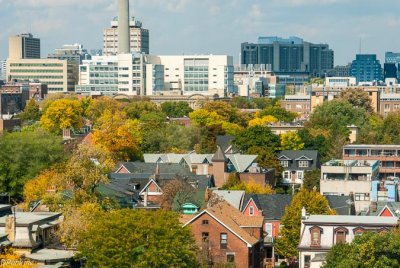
top-left (359, 38), bottom-right (362, 54)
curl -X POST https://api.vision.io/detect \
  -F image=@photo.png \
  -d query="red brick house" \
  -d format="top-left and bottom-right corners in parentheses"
top-left (183, 201), bottom-right (264, 268)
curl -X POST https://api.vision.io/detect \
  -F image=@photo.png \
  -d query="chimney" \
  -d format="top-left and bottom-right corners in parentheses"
top-left (118, 0), bottom-right (130, 54)
top-left (372, 202), bottom-right (377, 213)
top-left (5, 215), bottom-right (15, 242)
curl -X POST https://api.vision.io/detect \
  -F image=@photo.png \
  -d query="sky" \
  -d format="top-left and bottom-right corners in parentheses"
top-left (0, 0), bottom-right (399, 65)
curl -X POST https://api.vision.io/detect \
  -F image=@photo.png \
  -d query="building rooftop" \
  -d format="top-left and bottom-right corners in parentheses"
top-left (0, 212), bottom-right (61, 225)
top-left (304, 215), bottom-right (398, 225)
top-left (344, 144), bottom-right (400, 149)
top-left (323, 159), bottom-right (378, 167)
top-left (212, 190), bottom-right (245, 210)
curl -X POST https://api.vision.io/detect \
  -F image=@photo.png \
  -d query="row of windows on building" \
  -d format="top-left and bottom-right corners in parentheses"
top-left (280, 160), bottom-right (310, 168)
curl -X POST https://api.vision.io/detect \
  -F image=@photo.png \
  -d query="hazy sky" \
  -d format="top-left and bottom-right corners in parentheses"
top-left (0, 0), bottom-right (399, 65)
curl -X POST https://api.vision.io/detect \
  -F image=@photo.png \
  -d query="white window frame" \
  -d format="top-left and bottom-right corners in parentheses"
top-left (280, 160), bottom-right (289, 167)
top-left (283, 171), bottom-right (290, 180)
top-left (265, 223), bottom-right (273, 237)
top-left (249, 206), bottom-right (254, 216)
top-left (298, 160), bottom-right (309, 168)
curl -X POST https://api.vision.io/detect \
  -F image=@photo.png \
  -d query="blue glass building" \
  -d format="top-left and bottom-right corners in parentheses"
top-left (350, 54), bottom-right (382, 83)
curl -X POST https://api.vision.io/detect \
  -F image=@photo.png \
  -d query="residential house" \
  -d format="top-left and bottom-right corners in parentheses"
top-left (182, 201), bottom-right (264, 268)
top-left (320, 159), bottom-right (379, 213)
top-left (278, 150), bottom-right (320, 185)
top-left (298, 214), bottom-right (398, 268)
top-left (211, 190), bottom-right (246, 210)
top-left (104, 162), bottom-right (211, 209)
top-left (241, 194), bottom-right (293, 263)
top-left (325, 195), bottom-right (355, 215)
top-left (343, 144), bottom-right (400, 180)
top-left (145, 147), bottom-right (276, 188)
top-left (364, 201), bottom-right (400, 217)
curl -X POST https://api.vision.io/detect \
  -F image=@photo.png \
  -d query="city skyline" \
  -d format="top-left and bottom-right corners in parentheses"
top-left (0, 0), bottom-right (399, 65)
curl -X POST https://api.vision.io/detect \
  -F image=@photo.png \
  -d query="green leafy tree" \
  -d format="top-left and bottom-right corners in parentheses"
top-left (259, 101), bottom-right (298, 122)
top-left (324, 231), bottom-right (400, 268)
top-left (297, 128), bottom-right (332, 162)
top-left (20, 99), bottom-right (41, 122)
top-left (280, 132), bottom-right (304, 150)
top-left (380, 111), bottom-right (400, 144)
top-left (0, 129), bottom-right (65, 199)
top-left (303, 169), bottom-right (321, 191)
top-left (77, 209), bottom-right (199, 268)
top-left (247, 146), bottom-right (283, 177)
top-left (233, 125), bottom-right (280, 153)
top-left (275, 188), bottom-right (335, 257)
top-left (339, 88), bottom-right (374, 113)
top-left (124, 100), bottom-right (159, 120)
top-left (161, 101), bottom-right (193, 118)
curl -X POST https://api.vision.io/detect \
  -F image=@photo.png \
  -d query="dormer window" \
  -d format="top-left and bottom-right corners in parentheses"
top-left (280, 161), bottom-right (289, 167)
top-left (310, 226), bottom-right (322, 247)
top-left (299, 160), bottom-right (309, 168)
top-left (334, 227), bottom-right (348, 244)
top-left (249, 206), bottom-right (254, 216)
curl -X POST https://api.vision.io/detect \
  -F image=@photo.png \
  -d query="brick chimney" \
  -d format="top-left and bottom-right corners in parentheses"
top-left (5, 215), bottom-right (15, 242)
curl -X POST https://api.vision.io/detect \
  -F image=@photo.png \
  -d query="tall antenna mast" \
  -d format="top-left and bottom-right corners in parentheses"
top-left (359, 38), bottom-right (362, 54)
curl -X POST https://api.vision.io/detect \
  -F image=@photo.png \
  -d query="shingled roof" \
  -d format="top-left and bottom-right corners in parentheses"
top-left (241, 194), bottom-right (293, 220)
top-left (212, 146), bottom-right (227, 162)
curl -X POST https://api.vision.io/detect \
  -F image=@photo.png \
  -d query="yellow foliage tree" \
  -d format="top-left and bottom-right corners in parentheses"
top-left (280, 131), bottom-right (305, 150)
top-left (229, 180), bottom-right (275, 194)
top-left (40, 99), bottom-right (84, 134)
top-left (248, 115), bottom-right (278, 127)
top-left (189, 109), bottom-right (223, 127)
top-left (0, 249), bottom-right (38, 268)
top-left (92, 110), bottom-right (142, 160)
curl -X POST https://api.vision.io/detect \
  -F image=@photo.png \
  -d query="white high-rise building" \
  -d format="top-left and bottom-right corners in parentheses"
top-left (0, 60), bottom-right (6, 81)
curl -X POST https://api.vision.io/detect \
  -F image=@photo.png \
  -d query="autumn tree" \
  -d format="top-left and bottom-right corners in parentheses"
top-left (248, 115), bottom-right (278, 127)
top-left (340, 88), bottom-right (374, 113)
top-left (248, 147), bottom-right (283, 177)
top-left (76, 209), bottom-right (199, 268)
top-left (275, 188), bottom-right (335, 258)
top-left (20, 98), bottom-right (41, 122)
top-left (259, 101), bottom-right (298, 122)
top-left (0, 129), bottom-right (65, 200)
top-left (280, 132), bottom-right (304, 150)
top-left (303, 169), bottom-right (321, 191)
top-left (40, 99), bottom-right (84, 134)
top-left (324, 230), bottom-right (400, 268)
top-left (92, 110), bottom-right (142, 160)
top-left (86, 97), bottom-right (122, 124)
top-left (0, 248), bottom-right (38, 268)
top-left (379, 111), bottom-right (400, 144)
top-left (226, 180), bottom-right (275, 194)
top-left (161, 101), bottom-right (193, 118)
top-left (160, 178), bottom-right (199, 211)
top-left (124, 100), bottom-right (159, 120)
top-left (233, 125), bottom-right (280, 153)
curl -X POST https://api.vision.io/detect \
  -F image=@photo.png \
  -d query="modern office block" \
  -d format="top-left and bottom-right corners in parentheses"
top-left (241, 36), bottom-right (334, 77)
top-left (9, 33), bottom-right (40, 60)
top-left (48, 44), bottom-right (91, 64)
top-left (350, 54), bottom-right (382, 84)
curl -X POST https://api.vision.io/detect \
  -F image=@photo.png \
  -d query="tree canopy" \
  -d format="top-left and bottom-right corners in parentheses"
top-left (161, 101), bottom-right (193, 118)
top-left (275, 188), bottom-right (335, 257)
top-left (76, 209), bottom-right (198, 268)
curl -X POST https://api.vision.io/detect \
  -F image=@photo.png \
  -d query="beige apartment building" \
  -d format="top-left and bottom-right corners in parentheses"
top-left (6, 59), bottom-right (78, 93)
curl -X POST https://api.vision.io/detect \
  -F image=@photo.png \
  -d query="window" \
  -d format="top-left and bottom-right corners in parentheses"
top-left (280, 161), bottom-right (289, 167)
top-left (202, 232), bottom-right (209, 242)
top-left (353, 227), bottom-right (364, 236)
top-left (202, 220), bottom-right (209, 225)
top-left (310, 227), bottom-right (321, 247)
top-left (227, 253), bottom-right (235, 263)
top-left (304, 255), bottom-right (311, 268)
top-left (355, 193), bottom-right (370, 201)
top-left (299, 160), bottom-right (309, 168)
top-left (283, 171), bottom-right (290, 180)
top-left (336, 231), bottom-right (346, 244)
top-left (249, 206), bottom-right (254, 216)
top-left (265, 223), bottom-right (272, 237)
top-left (220, 233), bottom-right (227, 249)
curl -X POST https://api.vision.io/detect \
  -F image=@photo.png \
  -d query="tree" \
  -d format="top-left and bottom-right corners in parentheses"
top-left (233, 125), bottom-right (280, 153)
top-left (259, 102), bottom-right (298, 122)
top-left (161, 101), bottom-right (193, 118)
top-left (247, 146), bottom-right (283, 177)
top-left (92, 110), bottom-right (142, 160)
top-left (195, 124), bottom-right (225, 153)
top-left (0, 248), bottom-right (38, 268)
top-left (189, 109), bottom-right (223, 127)
top-left (124, 100), bottom-right (159, 120)
top-left (280, 132), bottom-right (304, 150)
top-left (160, 178), bottom-right (199, 211)
top-left (248, 115), bottom-right (278, 127)
top-left (324, 231), bottom-right (400, 268)
top-left (40, 99), bottom-right (84, 134)
top-left (76, 209), bottom-right (199, 268)
top-left (297, 128), bottom-right (332, 162)
top-left (303, 169), bottom-right (321, 191)
top-left (228, 180), bottom-right (275, 194)
top-left (340, 88), bottom-right (373, 113)
top-left (0, 129), bottom-right (65, 200)
top-left (380, 111), bottom-right (400, 144)
top-left (86, 97), bottom-right (122, 124)
top-left (202, 101), bottom-right (238, 122)
top-left (275, 188), bottom-right (335, 257)
top-left (20, 98), bottom-right (41, 122)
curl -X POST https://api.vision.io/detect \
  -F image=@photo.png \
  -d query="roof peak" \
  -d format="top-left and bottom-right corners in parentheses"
top-left (212, 146), bottom-right (227, 162)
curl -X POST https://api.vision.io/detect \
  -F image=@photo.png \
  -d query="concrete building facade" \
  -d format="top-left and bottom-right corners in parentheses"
top-left (9, 33), bottom-right (40, 60)
top-left (103, 17), bottom-right (149, 56)
top-left (350, 54), bottom-right (383, 84)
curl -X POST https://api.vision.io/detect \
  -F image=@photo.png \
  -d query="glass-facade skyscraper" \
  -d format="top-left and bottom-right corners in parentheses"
top-left (350, 54), bottom-right (383, 83)
top-left (241, 36), bottom-right (334, 77)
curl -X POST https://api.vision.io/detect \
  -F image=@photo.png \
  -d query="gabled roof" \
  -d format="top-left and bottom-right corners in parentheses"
top-left (278, 150), bottom-right (320, 170)
top-left (212, 190), bottom-right (245, 209)
top-left (216, 135), bottom-right (237, 153)
top-left (326, 195), bottom-right (354, 215)
top-left (212, 146), bottom-right (227, 162)
top-left (295, 155), bottom-right (313, 161)
top-left (183, 201), bottom-right (262, 247)
top-left (227, 154), bottom-right (258, 173)
top-left (369, 202), bottom-right (400, 217)
top-left (278, 155), bottom-right (292, 161)
top-left (241, 194), bottom-right (293, 220)
top-left (139, 179), bottom-right (163, 195)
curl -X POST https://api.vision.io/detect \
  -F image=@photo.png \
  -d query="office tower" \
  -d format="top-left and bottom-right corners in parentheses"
top-left (241, 36), bottom-right (334, 77)
top-left (0, 60), bottom-right (6, 81)
top-left (350, 54), bottom-right (383, 84)
top-left (8, 33), bottom-right (40, 60)
top-left (103, 1), bottom-right (149, 56)
top-left (384, 63), bottom-right (397, 79)
top-left (48, 44), bottom-right (91, 64)
top-left (385, 52), bottom-right (400, 64)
